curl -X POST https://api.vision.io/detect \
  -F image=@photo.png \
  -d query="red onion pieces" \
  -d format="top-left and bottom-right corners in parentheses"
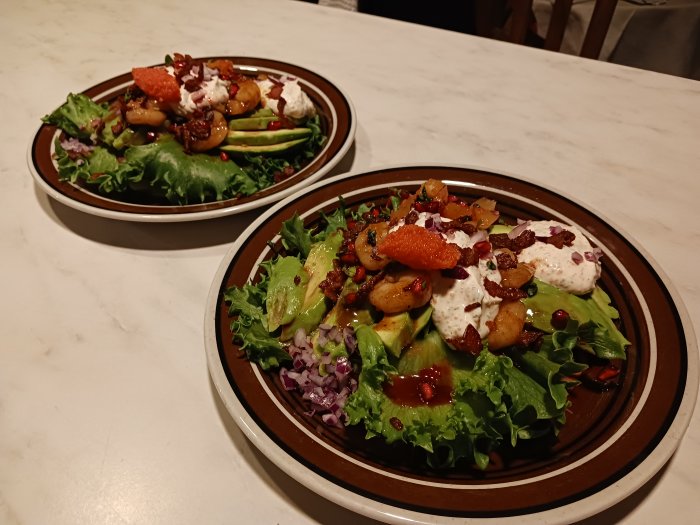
top-left (279, 328), bottom-right (357, 428)
top-left (508, 220), bottom-right (531, 240)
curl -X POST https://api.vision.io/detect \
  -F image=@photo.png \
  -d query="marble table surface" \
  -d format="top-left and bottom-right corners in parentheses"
top-left (2, 0), bottom-right (699, 523)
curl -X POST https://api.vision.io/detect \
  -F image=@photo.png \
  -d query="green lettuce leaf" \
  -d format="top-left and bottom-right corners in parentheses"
top-left (224, 280), bottom-right (291, 370)
top-left (42, 93), bottom-right (109, 140)
top-left (280, 213), bottom-right (314, 259)
top-left (345, 328), bottom-right (570, 470)
top-left (524, 280), bottom-right (630, 360)
top-left (123, 136), bottom-right (257, 203)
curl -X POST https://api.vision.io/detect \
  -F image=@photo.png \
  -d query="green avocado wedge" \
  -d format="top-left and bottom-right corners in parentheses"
top-left (226, 128), bottom-right (312, 146)
top-left (228, 116), bottom-right (280, 131)
top-left (220, 137), bottom-right (309, 155)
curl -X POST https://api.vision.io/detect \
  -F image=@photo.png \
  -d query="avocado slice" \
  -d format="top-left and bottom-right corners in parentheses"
top-left (374, 306), bottom-right (434, 358)
top-left (220, 137), bottom-right (309, 155)
top-left (280, 231), bottom-right (343, 341)
top-left (265, 256), bottom-right (309, 333)
top-left (412, 306), bottom-right (433, 338)
top-left (228, 116), bottom-right (280, 131)
top-left (226, 128), bottom-right (312, 146)
top-left (374, 312), bottom-right (414, 358)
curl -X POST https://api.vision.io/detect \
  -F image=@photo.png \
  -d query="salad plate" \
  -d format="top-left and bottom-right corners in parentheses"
top-left (204, 165), bottom-right (697, 524)
top-left (28, 56), bottom-right (355, 222)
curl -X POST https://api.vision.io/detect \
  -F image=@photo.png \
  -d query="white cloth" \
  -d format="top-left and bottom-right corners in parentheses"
top-left (533, 0), bottom-right (700, 79)
top-left (533, 0), bottom-right (635, 60)
top-left (318, 0), bottom-right (358, 10)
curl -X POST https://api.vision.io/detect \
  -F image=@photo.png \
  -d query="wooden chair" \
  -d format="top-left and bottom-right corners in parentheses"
top-left (476, 0), bottom-right (619, 60)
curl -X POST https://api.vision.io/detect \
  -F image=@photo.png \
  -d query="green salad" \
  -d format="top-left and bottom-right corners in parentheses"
top-left (225, 179), bottom-right (630, 469)
top-left (42, 53), bottom-right (326, 205)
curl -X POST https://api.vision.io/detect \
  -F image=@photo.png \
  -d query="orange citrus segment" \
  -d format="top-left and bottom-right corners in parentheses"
top-left (131, 67), bottom-right (181, 103)
top-left (379, 224), bottom-right (460, 270)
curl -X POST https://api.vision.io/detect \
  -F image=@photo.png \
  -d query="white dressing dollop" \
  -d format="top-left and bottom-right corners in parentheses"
top-left (256, 77), bottom-right (316, 121)
top-left (430, 227), bottom-right (502, 341)
top-left (517, 220), bottom-right (601, 294)
top-left (165, 66), bottom-right (230, 115)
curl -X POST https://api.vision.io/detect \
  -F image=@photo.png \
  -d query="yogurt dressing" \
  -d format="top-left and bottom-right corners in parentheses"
top-left (517, 220), bottom-right (601, 294)
top-left (256, 77), bottom-right (316, 121)
top-left (392, 213), bottom-right (502, 341)
top-left (165, 65), bottom-right (230, 115)
top-left (430, 228), bottom-right (502, 341)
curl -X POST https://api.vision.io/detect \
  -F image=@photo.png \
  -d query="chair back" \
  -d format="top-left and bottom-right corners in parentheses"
top-left (544, 0), bottom-right (619, 59)
top-left (477, 0), bottom-right (619, 59)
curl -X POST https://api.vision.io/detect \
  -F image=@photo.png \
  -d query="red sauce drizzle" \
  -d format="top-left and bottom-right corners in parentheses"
top-left (383, 363), bottom-right (452, 407)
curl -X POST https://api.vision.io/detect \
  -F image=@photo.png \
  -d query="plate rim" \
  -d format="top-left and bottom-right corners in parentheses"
top-left (26, 57), bottom-right (356, 223)
top-left (204, 163), bottom-right (699, 524)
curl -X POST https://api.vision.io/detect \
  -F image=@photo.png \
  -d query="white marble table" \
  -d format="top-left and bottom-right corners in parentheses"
top-left (2, 0), bottom-right (699, 523)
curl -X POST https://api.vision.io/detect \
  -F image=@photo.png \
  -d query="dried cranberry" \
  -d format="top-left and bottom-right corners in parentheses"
top-left (219, 151), bottom-right (229, 162)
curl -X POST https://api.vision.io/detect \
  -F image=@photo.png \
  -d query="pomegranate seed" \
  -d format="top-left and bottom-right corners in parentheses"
top-left (419, 382), bottom-right (434, 402)
top-left (346, 242), bottom-right (355, 252)
top-left (267, 120), bottom-right (282, 131)
top-left (551, 309), bottom-right (570, 330)
top-left (597, 366), bottom-right (620, 382)
top-left (424, 201), bottom-right (441, 213)
top-left (352, 266), bottom-right (366, 283)
top-left (146, 131), bottom-right (157, 143)
top-left (340, 253), bottom-right (358, 265)
top-left (447, 195), bottom-right (459, 203)
top-left (414, 202), bottom-right (425, 213)
top-left (473, 241), bottom-right (492, 258)
top-left (346, 219), bottom-right (356, 231)
top-left (390, 417), bottom-right (404, 430)
top-left (229, 83), bottom-right (239, 97)
top-left (219, 151), bottom-right (229, 161)
top-left (344, 292), bottom-right (358, 305)
top-left (408, 277), bottom-right (426, 294)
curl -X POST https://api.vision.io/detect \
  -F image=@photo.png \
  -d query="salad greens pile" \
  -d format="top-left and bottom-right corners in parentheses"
top-left (224, 184), bottom-right (630, 470)
top-left (42, 69), bottom-right (326, 205)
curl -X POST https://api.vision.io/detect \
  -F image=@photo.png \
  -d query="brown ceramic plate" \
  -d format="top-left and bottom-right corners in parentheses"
top-left (204, 166), bottom-right (698, 524)
top-left (27, 57), bottom-right (355, 222)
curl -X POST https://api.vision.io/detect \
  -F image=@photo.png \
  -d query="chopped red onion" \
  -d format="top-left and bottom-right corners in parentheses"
top-left (584, 248), bottom-right (603, 263)
top-left (469, 230), bottom-right (488, 245)
top-left (191, 90), bottom-right (206, 104)
top-left (202, 64), bottom-right (217, 81)
top-left (279, 327), bottom-right (358, 429)
top-left (343, 326), bottom-right (357, 354)
top-left (571, 251), bottom-right (583, 265)
top-left (60, 137), bottom-right (93, 155)
top-left (508, 220), bottom-right (531, 239)
top-left (549, 225), bottom-right (563, 236)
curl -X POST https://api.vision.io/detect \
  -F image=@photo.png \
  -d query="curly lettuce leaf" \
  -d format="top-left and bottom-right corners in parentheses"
top-left (42, 93), bottom-right (109, 140)
top-left (345, 328), bottom-right (570, 470)
top-left (280, 213), bottom-right (314, 259)
top-left (524, 280), bottom-right (630, 360)
top-left (224, 280), bottom-right (291, 370)
top-left (123, 136), bottom-right (257, 203)
top-left (53, 135), bottom-right (258, 204)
